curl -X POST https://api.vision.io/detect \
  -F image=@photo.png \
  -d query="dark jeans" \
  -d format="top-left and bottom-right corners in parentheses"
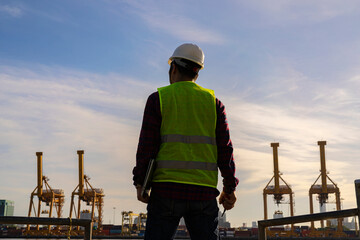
top-left (145, 192), bottom-right (219, 240)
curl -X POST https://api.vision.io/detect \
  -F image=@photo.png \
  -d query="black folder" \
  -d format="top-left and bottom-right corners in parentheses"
top-left (141, 159), bottom-right (156, 198)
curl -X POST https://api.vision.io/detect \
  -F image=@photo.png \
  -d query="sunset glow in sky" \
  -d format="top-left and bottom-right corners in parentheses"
top-left (1, 0), bottom-right (360, 227)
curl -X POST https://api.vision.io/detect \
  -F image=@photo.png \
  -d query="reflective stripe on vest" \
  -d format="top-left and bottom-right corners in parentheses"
top-left (157, 160), bottom-right (218, 171)
top-left (161, 134), bottom-right (216, 145)
top-left (153, 81), bottom-right (218, 189)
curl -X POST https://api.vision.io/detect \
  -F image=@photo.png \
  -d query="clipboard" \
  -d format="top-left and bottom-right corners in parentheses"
top-left (141, 159), bottom-right (156, 198)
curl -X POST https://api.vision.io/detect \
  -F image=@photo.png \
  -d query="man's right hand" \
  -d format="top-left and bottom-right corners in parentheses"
top-left (219, 191), bottom-right (236, 210)
top-left (136, 185), bottom-right (149, 203)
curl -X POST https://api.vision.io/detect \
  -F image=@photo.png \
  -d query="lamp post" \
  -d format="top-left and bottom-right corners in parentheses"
top-left (113, 207), bottom-right (116, 225)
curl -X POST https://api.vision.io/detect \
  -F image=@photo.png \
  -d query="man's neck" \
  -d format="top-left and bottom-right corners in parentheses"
top-left (173, 79), bottom-right (195, 83)
top-left (171, 75), bottom-right (195, 84)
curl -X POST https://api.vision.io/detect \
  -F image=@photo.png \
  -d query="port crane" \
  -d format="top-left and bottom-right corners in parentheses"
top-left (263, 143), bottom-right (294, 233)
top-left (121, 211), bottom-right (146, 236)
top-left (138, 213), bottom-right (147, 231)
top-left (26, 152), bottom-right (65, 233)
top-left (69, 150), bottom-right (104, 231)
top-left (309, 141), bottom-right (342, 232)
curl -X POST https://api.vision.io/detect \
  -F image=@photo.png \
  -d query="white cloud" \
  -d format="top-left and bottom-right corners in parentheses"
top-left (142, 12), bottom-right (225, 44)
top-left (219, 65), bottom-right (360, 224)
top-left (124, 1), bottom-right (225, 44)
top-left (1, 62), bottom-right (360, 227)
top-left (0, 3), bottom-right (66, 22)
top-left (238, 0), bottom-right (360, 26)
top-left (0, 5), bottom-right (23, 17)
top-left (0, 65), bottom-right (153, 221)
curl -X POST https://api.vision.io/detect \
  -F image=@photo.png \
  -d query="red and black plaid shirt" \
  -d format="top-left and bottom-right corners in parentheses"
top-left (133, 91), bottom-right (238, 200)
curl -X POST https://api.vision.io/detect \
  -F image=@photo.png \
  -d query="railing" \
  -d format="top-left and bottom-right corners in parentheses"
top-left (258, 179), bottom-right (360, 240)
top-left (0, 216), bottom-right (93, 240)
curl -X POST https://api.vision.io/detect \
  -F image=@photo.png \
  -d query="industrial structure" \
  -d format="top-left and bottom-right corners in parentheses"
top-left (69, 150), bottom-right (104, 232)
top-left (16, 142), bottom-right (350, 237)
top-left (26, 152), bottom-right (65, 233)
top-left (309, 141), bottom-right (342, 233)
top-left (138, 213), bottom-right (147, 231)
top-left (263, 143), bottom-right (294, 234)
top-left (0, 200), bottom-right (14, 216)
top-left (121, 211), bottom-right (146, 236)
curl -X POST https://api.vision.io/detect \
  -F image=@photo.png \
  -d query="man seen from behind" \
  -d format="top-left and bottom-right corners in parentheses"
top-left (133, 43), bottom-right (239, 240)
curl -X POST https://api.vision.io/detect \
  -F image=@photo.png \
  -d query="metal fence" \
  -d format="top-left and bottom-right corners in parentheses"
top-left (258, 179), bottom-right (360, 240)
top-left (0, 216), bottom-right (93, 240)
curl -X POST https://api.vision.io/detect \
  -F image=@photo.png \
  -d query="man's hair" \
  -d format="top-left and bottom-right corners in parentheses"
top-left (172, 58), bottom-right (201, 79)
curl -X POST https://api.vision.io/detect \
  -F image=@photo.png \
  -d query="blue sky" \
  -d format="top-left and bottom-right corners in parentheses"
top-left (1, 0), bottom-right (360, 227)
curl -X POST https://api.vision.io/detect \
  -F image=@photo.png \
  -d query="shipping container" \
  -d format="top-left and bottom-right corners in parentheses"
top-left (225, 230), bottom-right (235, 237)
top-left (251, 227), bottom-right (258, 236)
top-left (234, 230), bottom-right (251, 237)
top-left (101, 229), bottom-right (110, 235)
top-left (109, 229), bottom-right (122, 235)
top-left (102, 224), bottom-right (113, 230)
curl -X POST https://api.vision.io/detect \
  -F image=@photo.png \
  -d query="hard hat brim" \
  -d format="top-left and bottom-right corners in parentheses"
top-left (168, 57), bottom-right (204, 69)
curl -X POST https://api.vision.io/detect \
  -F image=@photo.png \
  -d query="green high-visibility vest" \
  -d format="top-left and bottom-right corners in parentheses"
top-left (153, 81), bottom-right (218, 188)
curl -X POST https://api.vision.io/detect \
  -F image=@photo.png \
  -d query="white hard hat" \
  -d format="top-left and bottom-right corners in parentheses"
top-left (168, 43), bottom-right (204, 69)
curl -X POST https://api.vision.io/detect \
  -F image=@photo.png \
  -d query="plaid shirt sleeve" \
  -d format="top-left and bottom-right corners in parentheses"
top-left (216, 98), bottom-right (239, 194)
top-left (132, 92), bottom-right (161, 186)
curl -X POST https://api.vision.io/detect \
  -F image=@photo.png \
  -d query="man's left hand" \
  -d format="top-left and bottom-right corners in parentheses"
top-left (136, 185), bottom-right (149, 203)
top-left (219, 191), bottom-right (236, 210)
